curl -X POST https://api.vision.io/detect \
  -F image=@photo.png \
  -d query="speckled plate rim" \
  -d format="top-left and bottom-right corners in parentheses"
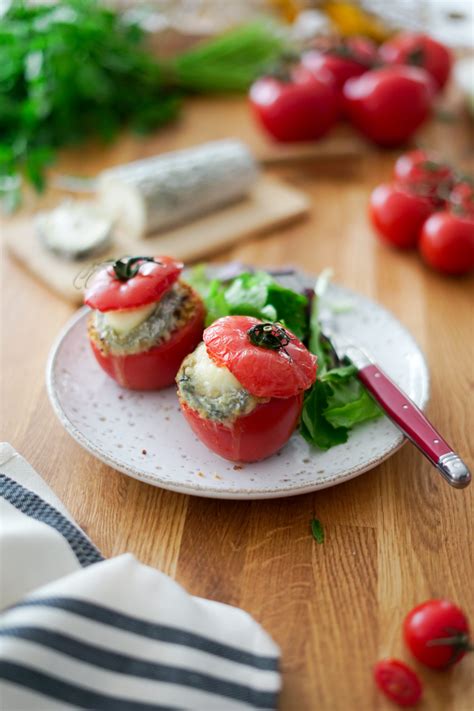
top-left (46, 293), bottom-right (430, 500)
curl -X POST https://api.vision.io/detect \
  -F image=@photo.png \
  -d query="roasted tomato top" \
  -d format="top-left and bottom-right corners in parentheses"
top-left (203, 316), bottom-right (317, 399)
top-left (85, 256), bottom-right (183, 312)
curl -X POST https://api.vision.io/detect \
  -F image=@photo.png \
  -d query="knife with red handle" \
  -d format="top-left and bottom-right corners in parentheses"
top-left (338, 344), bottom-right (471, 489)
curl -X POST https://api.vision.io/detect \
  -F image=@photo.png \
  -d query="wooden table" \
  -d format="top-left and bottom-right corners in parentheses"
top-left (2, 95), bottom-right (473, 711)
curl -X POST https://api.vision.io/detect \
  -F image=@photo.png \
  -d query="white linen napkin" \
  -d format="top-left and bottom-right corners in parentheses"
top-left (0, 443), bottom-right (280, 710)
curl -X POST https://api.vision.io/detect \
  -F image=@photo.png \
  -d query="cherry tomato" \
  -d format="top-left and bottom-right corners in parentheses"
top-left (203, 316), bottom-right (317, 398)
top-left (89, 292), bottom-right (205, 390)
top-left (249, 66), bottom-right (339, 142)
top-left (343, 66), bottom-right (435, 147)
top-left (404, 599), bottom-right (472, 669)
top-left (302, 36), bottom-right (377, 92)
top-left (374, 659), bottom-right (423, 707)
top-left (379, 32), bottom-right (453, 91)
top-left (369, 183), bottom-right (434, 249)
top-left (85, 256), bottom-right (183, 311)
top-left (449, 181), bottom-right (474, 220)
top-left (394, 149), bottom-right (455, 205)
top-left (180, 393), bottom-right (303, 462)
top-left (419, 212), bottom-right (474, 275)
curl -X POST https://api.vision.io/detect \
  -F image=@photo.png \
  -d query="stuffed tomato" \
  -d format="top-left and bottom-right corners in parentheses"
top-left (176, 316), bottom-right (317, 462)
top-left (85, 256), bottom-right (204, 390)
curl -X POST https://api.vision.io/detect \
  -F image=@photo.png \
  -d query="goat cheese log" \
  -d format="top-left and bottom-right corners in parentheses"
top-left (97, 140), bottom-right (259, 238)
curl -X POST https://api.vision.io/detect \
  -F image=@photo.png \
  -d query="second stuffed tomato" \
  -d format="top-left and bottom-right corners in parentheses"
top-left (85, 255), bottom-right (204, 390)
top-left (176, 316), bottom-right (317, 462)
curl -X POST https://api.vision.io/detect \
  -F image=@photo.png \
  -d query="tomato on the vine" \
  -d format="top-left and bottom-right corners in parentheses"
top-left (249, 66), bottom-right (339, 142)
top-left (449, 181), bottom-right (474, 220)
top-left (302, 36), bottom-right (377, 93)
top-left (394, 149), bottom-right (455, 205)
top-left (379, 32), bottom-right (453, 92)
top-left (374, 659), bottom-right (423, 707)
top-left (419, 212), bottom-right (474, 275)
top-left (404, 599), bottom-right (472, 669)
top-left (343, 66), bottom-right (435, 147)
top-left (369, 183), bottom-right (434, 249)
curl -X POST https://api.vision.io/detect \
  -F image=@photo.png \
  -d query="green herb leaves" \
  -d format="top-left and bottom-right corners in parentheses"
top-left (311, 518), bottom-right (324, 544)
top-left (0, 4), bottom-right (286, 196)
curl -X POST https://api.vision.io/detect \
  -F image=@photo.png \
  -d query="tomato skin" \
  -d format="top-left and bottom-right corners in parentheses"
top-left (374, 659), bottom-right (422, 707)
top-left (203, 316), bottom-right (317, 398)
top-left (180, 393), bottom-right (303, 462)
top-left (89, 294), bottom-right (205, 390)
top-left (249, 67), bottom-right (339, 142)
top-left (394, 150), bottom-right (454, 205)
top-left (343, 66), bottom-right (434, 147)
top-left (379, 32), bottom-right (453, 91)
top-left (369, 183), bottom-right (434, 249)
top-left (302, 37), bottom-right (376, 92)
top-left (404, 600), bottom-right (471, 669)
top-left (419, 212), bottom-right (474, 275)
top-left (85, 256), bottom-right (183, 312)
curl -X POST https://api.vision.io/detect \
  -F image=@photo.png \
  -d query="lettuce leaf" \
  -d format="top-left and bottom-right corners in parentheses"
top-left (187, 267), bottom-right (308, 339)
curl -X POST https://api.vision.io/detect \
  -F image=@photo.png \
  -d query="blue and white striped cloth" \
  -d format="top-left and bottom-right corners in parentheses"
top-left (0, 443), bottom-right (280, 710)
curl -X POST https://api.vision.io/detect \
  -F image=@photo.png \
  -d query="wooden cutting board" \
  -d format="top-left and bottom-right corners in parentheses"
top-left (3, 175), bottom-right (309, 304)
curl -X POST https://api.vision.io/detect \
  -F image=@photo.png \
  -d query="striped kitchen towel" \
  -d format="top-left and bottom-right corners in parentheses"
top-left (0, 443), bottom-right (280, 710)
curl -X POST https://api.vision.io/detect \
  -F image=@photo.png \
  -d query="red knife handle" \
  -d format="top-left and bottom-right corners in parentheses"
top-left (358, 364), bottom-right (471, 488)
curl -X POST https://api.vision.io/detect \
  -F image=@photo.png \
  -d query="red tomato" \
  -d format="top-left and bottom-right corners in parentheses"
top-left (302, 36), bottom-right (377, 92)
top-left (203, 316), bottom-right (317, 398)
top-left (449, 181), bottom-right (474, 220)
top-left (404, 600), bottom-right (471, 669)
top-left (89, 291), bottom-right (205, 390)
top-left (379, 32), bottom-right (453, 91)
top-left (419, 212), bottom-right (474, 275)
top-left (180, 394), bottom-right (303, 462)
top-left (249, 66), bottom-right (339, 142)
top-left (394, 149), bottom-right (455, 205)
top-left (374, 659), bottom-right (422, 707)
top-left (369, 183), bottom-right (434, 249)
top-left (85, 256), bottom-right (182, 312)
top-left (343, 66), bottom-right (435, 147)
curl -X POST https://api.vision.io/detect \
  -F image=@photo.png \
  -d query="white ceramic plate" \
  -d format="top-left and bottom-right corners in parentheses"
top-left (46, 275), bottom-right (429, 499)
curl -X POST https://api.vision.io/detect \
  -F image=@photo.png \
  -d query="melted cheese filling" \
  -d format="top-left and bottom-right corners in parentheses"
top-left (177, 343), bottom-right (261, 423)
top-left (104, 302), bottom-right (157, 334)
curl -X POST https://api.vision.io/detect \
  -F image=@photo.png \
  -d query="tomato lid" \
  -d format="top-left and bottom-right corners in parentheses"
top-left (203, 316), bottom-right (317, 399)
top-left (84, 256), bottom-right (183, 312)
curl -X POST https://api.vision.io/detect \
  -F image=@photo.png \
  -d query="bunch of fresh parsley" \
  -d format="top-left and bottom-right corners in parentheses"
top-left (188, 266), bottom-right (381, 451)
top-left (0, 1), bottom-right (286, 195)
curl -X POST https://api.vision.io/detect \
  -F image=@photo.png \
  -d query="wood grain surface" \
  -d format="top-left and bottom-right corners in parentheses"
top-left (1, 93), bottom-right (473, 711)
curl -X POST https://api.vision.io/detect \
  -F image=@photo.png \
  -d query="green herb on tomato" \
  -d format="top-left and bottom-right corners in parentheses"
top-left (311, 518), bottom-right (324, 544)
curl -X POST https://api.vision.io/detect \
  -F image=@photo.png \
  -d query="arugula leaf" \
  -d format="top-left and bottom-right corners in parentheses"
top-left (311, 518), bottom-right (324, 544)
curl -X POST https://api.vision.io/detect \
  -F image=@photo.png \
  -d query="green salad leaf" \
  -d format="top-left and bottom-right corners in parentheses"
top-left (188, 265), bottom-right (382, 451)
top-left (187, 267), bottom-right (309, 340)
top-left (300, 276), bottom-right (382, 450)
